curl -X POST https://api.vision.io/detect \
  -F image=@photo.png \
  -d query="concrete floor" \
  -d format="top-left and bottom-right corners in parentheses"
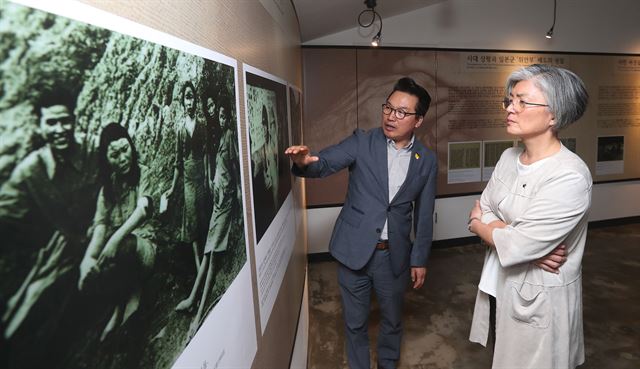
top-left (308, 222), bottom-right (640, 369)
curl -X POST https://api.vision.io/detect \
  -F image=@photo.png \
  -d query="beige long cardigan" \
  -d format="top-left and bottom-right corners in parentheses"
top-left (469, 146), bottom-right (592, 369)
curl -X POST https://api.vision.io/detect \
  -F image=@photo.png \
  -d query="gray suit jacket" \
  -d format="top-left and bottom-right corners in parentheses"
top-left (293, 128), bottom-right (437, 276)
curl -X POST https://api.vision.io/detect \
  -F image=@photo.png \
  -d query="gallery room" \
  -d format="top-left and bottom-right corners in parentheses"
top-left (0, 0), bottom-right (638, 368)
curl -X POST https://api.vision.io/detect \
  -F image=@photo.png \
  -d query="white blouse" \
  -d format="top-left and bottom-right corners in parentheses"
top-left (478, 154), bottom-right (552, 297)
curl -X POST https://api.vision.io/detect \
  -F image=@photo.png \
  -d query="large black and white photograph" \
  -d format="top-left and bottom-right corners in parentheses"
top-left (0, 1), bottom-right (251, 368)
top-left (244, 65), bottom-right (296, 333)
top-left (245, 69), bottom-right (291, 243)
top-left (289, 85), bottom-right (303, 148)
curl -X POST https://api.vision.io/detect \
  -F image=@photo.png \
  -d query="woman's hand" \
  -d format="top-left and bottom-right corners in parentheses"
top-left (467, 199), bottom-right (505, 247)
top-left (468, 199), bottom-right (482, 233)
top-left (469, 199), bottom-right (482, 219)
top-left (97, 240), bottom-right (119, 268)
top-left (535, 244), bottom-right (567, 274)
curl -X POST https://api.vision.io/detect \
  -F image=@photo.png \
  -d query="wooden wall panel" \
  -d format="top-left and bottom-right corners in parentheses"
top-left (302, 48), bottom-right (357, 206)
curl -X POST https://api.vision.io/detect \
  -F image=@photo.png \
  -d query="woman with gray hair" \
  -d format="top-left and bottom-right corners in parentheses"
top-left (467, 64), bottom-right (592, 368)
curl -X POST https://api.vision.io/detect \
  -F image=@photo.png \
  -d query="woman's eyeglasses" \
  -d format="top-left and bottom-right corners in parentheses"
top-left (502, 97), bottom-right (549, 112)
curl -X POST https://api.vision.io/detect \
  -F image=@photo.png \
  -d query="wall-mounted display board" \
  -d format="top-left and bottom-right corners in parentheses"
top-left (302, 48), bottom-right (640, 201)
top-left (436, 51), bottom-right (574, 194)
top-left (570, 55), bottom-right (640, 181)
top-left (244, 65), bottom-right (296, 333)
top-left (0, 1), bottom-right (256, 369)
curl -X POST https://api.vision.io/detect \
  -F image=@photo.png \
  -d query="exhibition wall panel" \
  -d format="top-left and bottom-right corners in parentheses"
top-left (0, 1), bottom-right (306, 368)
top-left (302, 47), bottom-right (640, 203)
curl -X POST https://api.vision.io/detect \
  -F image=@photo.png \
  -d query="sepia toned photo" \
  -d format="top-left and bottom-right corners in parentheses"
top-left (595, 135), bottom-right (625, 175)
top-left (482, 140), bottom-right (514, 181)
top-left (597, 136), bottom-right (624, 162)
top-left (483, 140), bottom-right (514, 168)
top-left (447, 141), bottom-right (482, 184)
top-left (449, 142), bottom-right (481, 170)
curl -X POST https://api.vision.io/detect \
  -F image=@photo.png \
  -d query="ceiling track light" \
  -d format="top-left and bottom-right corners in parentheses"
top-left (546, 0), bottom-right (556, 39)
top-left (371, 30), bottom-right (381, 47)
top-left (358, 0), bottom-right (383, 47)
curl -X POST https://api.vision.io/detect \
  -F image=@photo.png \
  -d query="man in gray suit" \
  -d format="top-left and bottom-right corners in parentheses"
top-left (285, 77), bottom-right (436, 369)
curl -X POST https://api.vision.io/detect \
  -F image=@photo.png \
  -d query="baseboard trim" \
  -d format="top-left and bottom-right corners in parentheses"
top-left (308, 252), bottom-right (336, 263)
top-left (307, 217), bottom-right (640, 262)
top-left (588, 215), bottom-right (640, 229)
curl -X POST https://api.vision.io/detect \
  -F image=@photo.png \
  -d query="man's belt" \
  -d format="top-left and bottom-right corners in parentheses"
top-left (375, 240), bottom-right (389, 250)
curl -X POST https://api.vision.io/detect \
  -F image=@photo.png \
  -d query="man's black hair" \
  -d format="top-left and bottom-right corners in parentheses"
top-left (33, 89), bottom-right (77, 119)
top-left (387, 77), bottom-right (431, 117)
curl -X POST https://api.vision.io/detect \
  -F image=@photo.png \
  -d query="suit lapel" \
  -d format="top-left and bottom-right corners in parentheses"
top-left (374, 130), bottom-right (389, 201)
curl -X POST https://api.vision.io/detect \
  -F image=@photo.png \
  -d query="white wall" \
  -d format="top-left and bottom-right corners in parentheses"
top-left (307, 206), bottom-right (341, 254)
top-left (307, 180), bottom-right (640, 254)
top-left (304, 0), bottom-right (640, 54)
top-left (289, 272), bottom-right (309, 369)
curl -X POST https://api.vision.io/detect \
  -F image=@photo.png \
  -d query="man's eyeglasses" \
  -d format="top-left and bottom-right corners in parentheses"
top-left (502, 97), bottom-right (549, 112)
top-left (382, 103), bottom-right (418, 120)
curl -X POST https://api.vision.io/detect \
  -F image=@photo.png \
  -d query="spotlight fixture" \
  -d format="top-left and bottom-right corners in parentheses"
top-left (546, 0), bottom-right (556, 39)
top-left (358, 0), bottom-right (383, 47)
top-left (371, 31), bottom-right (381, 47)
top-left (546, 29), bottom-right (553, 39)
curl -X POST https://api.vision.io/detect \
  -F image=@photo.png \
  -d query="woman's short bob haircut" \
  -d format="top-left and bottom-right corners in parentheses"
top-left (98, 123), bottom-right (140, 202)
top-left (506, 64), bottom-right (588, 131)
